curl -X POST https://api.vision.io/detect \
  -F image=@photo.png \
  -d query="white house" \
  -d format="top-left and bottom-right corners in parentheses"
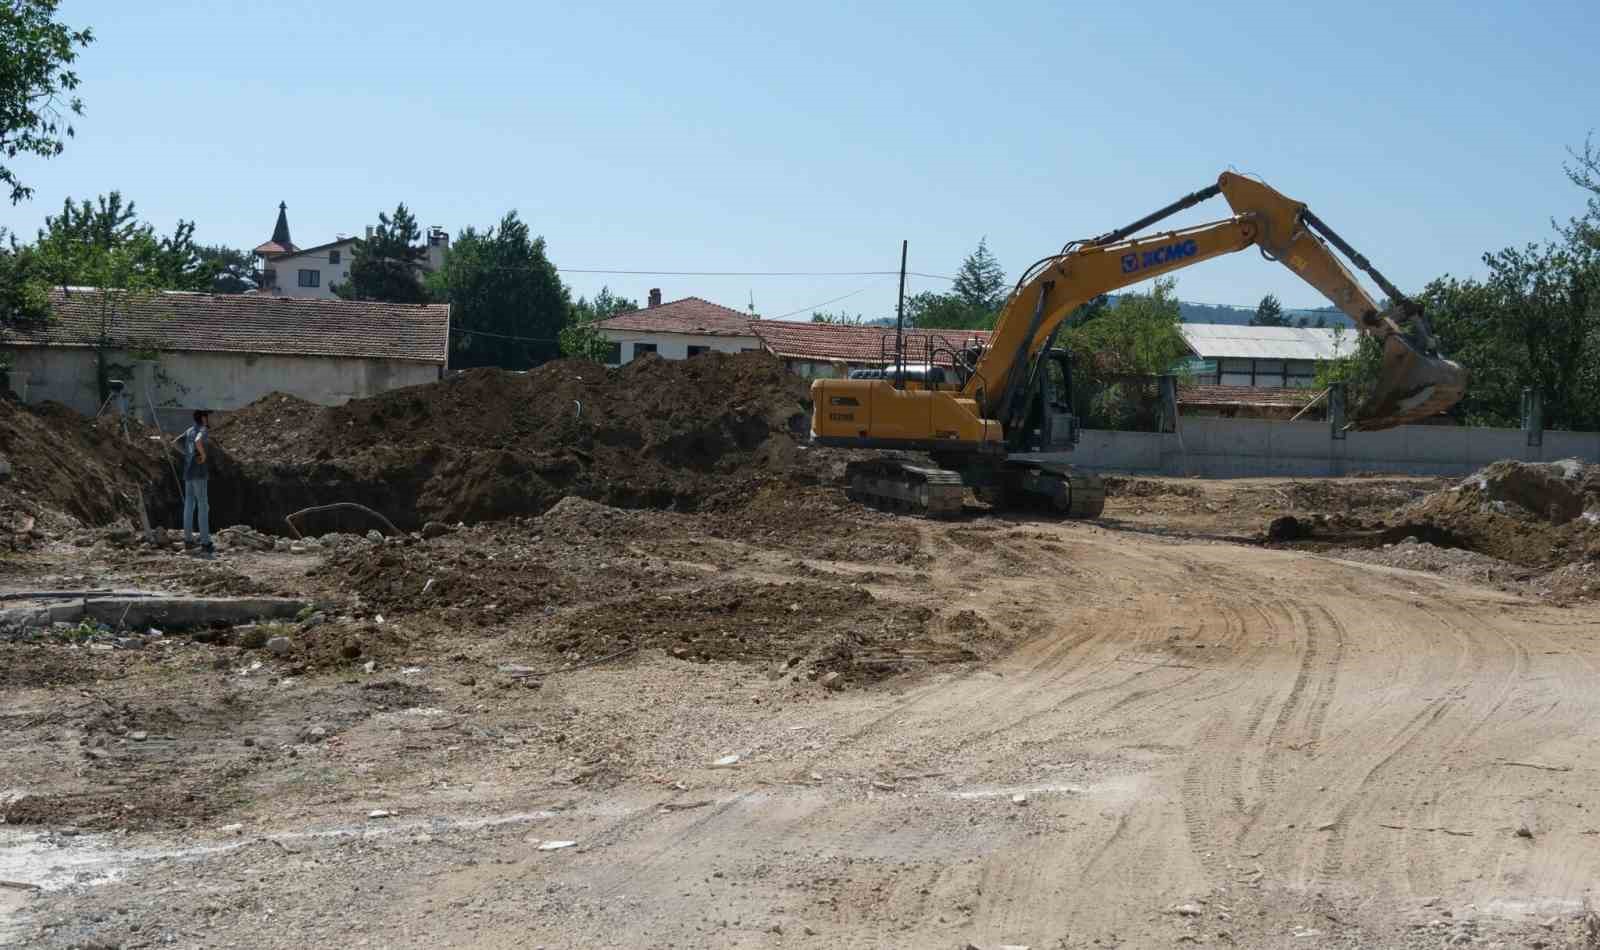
top-left (2, 287), bottom-right (450, 431)
top-left (253, 202), bottom-right (449, 300)
top-left (596, 291), bottom-right (762, 365)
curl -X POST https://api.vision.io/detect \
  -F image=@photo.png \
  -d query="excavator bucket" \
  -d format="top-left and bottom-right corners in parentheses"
top-left (1348, 331), bottom-right (1468, 431)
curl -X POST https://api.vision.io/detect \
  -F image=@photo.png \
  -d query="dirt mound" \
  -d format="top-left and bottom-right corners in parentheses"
top-left (211, 391), bottom-right (323, 460)
top-left (1385, 460), bottom-right (1600, 568)
top-left (207, 352), bottom-right (816, 532)
top-left (0, 398), bottom-right (177, 538)
top-left (543, 579), bottom-right (982, 686)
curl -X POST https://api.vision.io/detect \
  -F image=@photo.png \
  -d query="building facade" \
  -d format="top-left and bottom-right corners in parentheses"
top-left (2, 288), bottom-right (450, 431)
top-left (596, 291), bottom-right (761, 365)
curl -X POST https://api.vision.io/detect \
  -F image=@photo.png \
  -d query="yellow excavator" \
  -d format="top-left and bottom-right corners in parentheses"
top-left (810, 172), bottom-right (1468, 517)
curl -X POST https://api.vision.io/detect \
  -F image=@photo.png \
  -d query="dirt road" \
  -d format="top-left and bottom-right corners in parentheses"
top-left (6, 512), bottom-right (1600, 948)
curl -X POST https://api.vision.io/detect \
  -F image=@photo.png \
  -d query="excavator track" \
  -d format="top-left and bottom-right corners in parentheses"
top-left (1005, 461), bottom-right (1106, 519)
top-left (845, 459), bottom-right (965, 518)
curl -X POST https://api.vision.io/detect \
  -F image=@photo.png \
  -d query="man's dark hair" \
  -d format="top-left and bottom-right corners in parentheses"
top-left (193, 409), bottom-right (210, 425)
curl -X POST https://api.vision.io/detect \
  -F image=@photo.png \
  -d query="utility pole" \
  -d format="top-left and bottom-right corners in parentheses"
top-left (894, 239), bottom-right (908, 389)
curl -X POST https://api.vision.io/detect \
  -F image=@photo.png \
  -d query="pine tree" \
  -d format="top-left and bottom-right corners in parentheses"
top-left (1250, 293), bottom-right (1287, 327)
top-left (951, 237), bottom-right (1007, 311)
top-left (334, 203), bottom-right (429, 303)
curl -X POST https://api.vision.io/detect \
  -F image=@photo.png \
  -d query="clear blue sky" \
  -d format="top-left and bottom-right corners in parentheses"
top-left (9, 0), bottom-right (1594, 319)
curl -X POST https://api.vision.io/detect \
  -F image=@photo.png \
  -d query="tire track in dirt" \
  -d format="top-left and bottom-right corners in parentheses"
top-left (1176, 597), bottom-right (1299, 878)
top-left (1238, 602), bottom-right (1345, 839)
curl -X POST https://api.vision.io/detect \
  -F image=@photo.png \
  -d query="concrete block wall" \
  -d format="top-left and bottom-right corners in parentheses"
top-left (1068, 418), bottom-right (1600, 478)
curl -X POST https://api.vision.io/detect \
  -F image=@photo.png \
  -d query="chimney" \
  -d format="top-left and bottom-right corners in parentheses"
top-left (648, 288), bottom-right (662, 308)
top-left (365, 225), bottom-right (374, 240)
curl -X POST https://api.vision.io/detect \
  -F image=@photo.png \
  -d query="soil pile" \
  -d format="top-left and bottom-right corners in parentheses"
top-left (1388, 459), bottom-right (1600, 568)
top-left (211, 391), bottom-right (324, 459)
top-left (0, 397), bottom-right (177, 539)
top-left (209, 352), bottom-right (816, 532)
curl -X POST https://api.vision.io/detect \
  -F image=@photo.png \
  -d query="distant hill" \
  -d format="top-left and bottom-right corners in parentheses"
top-left (1170, 300), bottom-right (1352, 328)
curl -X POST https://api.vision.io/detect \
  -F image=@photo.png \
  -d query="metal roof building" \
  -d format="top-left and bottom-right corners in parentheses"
top-left (1178, 324), bottom-right (1350, 362)
top-left (1176, 324), bottom-right (1351, 390)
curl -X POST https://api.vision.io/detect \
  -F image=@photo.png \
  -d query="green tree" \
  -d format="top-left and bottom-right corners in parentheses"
top-left (1, 1), bottom-right (94, 204)
top-left (810, 310), bottom-right (865, 325)
top-left (908, 240), bottom-right (1009, 330)
top-left (196, 244), bottom-right (259, 293)
top-left (33, 192), bottom-right (211, 291)
top-left (951, 237), bottom-right (1006, 311)
top-left (1250, 293), bottom-right (1287, 327)
top-left (1058, 279), bottom-right (1188, 430)
top-left (1560, 131), bottom-right (1600, 252)
top-left (334, 203), bottom-right (429, 303)
top-left (1062, 277), bottom-right (1189, 377)
top-left (560, 286), bottom-right (636, 361)
top-left (904, 290), bottom-right (987, 330)
top-left (0, 229), bottom-right (50, 328)
top-left (430, 211), bottom-right (570, 370)
top-left (1313, 325), bottom-right (1385, 405)
top-left (32, 229), bottom-right (164, 402)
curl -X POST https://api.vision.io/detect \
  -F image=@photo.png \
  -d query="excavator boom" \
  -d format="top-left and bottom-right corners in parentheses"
top-left (967, 173), bottom-right (1465, 431)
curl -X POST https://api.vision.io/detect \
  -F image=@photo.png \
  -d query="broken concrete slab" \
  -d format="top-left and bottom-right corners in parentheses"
top-left (0, 595), bottom-right (308, 632)
top-left (81, 596), bottom-right (308, 630)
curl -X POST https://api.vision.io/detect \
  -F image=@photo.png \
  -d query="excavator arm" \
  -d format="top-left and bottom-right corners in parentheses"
top-left (965, 172), bottom-right (1466, 431)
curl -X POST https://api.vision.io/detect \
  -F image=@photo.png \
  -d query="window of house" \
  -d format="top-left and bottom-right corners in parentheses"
top-left (604, 342), bottom-right (622, 364)
top-left (632, 342), bottom-right (658, 358)
top-left (262, 268), bottom-right (277, 289)
top-left (297, 269), bottom-right (320, 288)
top-left (687, 345), bottom-right (710, 357)
top-left (329, 249), bottom-right (341, 264)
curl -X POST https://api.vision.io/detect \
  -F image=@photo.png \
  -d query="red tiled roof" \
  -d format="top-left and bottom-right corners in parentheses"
top-left (597, 297), bottom-right (756, 337)
top-left (1, 288), bottom-right (449, 363)
top-left (752, 320), bottom-right (992, 367)
top-left (1178, 383), bottom-right (1320, 409)
top-left (253, 240), bottom-right (295, 256)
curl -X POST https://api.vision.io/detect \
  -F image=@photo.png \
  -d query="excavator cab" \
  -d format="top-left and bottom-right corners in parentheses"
top-left (1013, 350), bottom-right (1080, 452)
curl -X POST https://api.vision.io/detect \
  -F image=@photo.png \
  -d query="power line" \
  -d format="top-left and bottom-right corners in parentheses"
top-left (557, 268), bottom-right (955, 280)
top-left (766, 280), bottom-right (895, 321)
top-left (449, 325), bottom-right (560, 344)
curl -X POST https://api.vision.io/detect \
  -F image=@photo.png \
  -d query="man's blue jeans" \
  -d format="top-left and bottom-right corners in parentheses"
top-left (183, 479), bottom-right (211, 547)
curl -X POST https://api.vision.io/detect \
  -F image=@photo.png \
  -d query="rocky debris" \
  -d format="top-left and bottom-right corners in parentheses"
top-left (215, 525), bottom-right (277, 551)
top-left (1333, 537), bottom-right (1527, 585)
top-left (1386, 459), bottom-right (1600, 568)
top-left (1454, 458), bottom-right (1595, 524)
top-left (265, 635), bottom-right (294, 656)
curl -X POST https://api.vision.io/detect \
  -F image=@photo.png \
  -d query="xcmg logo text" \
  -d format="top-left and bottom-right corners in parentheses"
top-left (1121, 239), bottom-right (1198, 274)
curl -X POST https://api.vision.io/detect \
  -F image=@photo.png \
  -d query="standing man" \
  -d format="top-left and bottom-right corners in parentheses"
top-left (181, 409), bottom-right (213, 555)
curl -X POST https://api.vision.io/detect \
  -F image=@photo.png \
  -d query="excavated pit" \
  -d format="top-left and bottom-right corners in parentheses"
top-left (206, 352), bottom-right (817, 534)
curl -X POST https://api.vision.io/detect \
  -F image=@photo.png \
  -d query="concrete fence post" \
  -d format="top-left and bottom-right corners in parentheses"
top-left (1328, 384), bottom-right (1348, 441)
top-left (1521, 387), bottom-right (1544, 450)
